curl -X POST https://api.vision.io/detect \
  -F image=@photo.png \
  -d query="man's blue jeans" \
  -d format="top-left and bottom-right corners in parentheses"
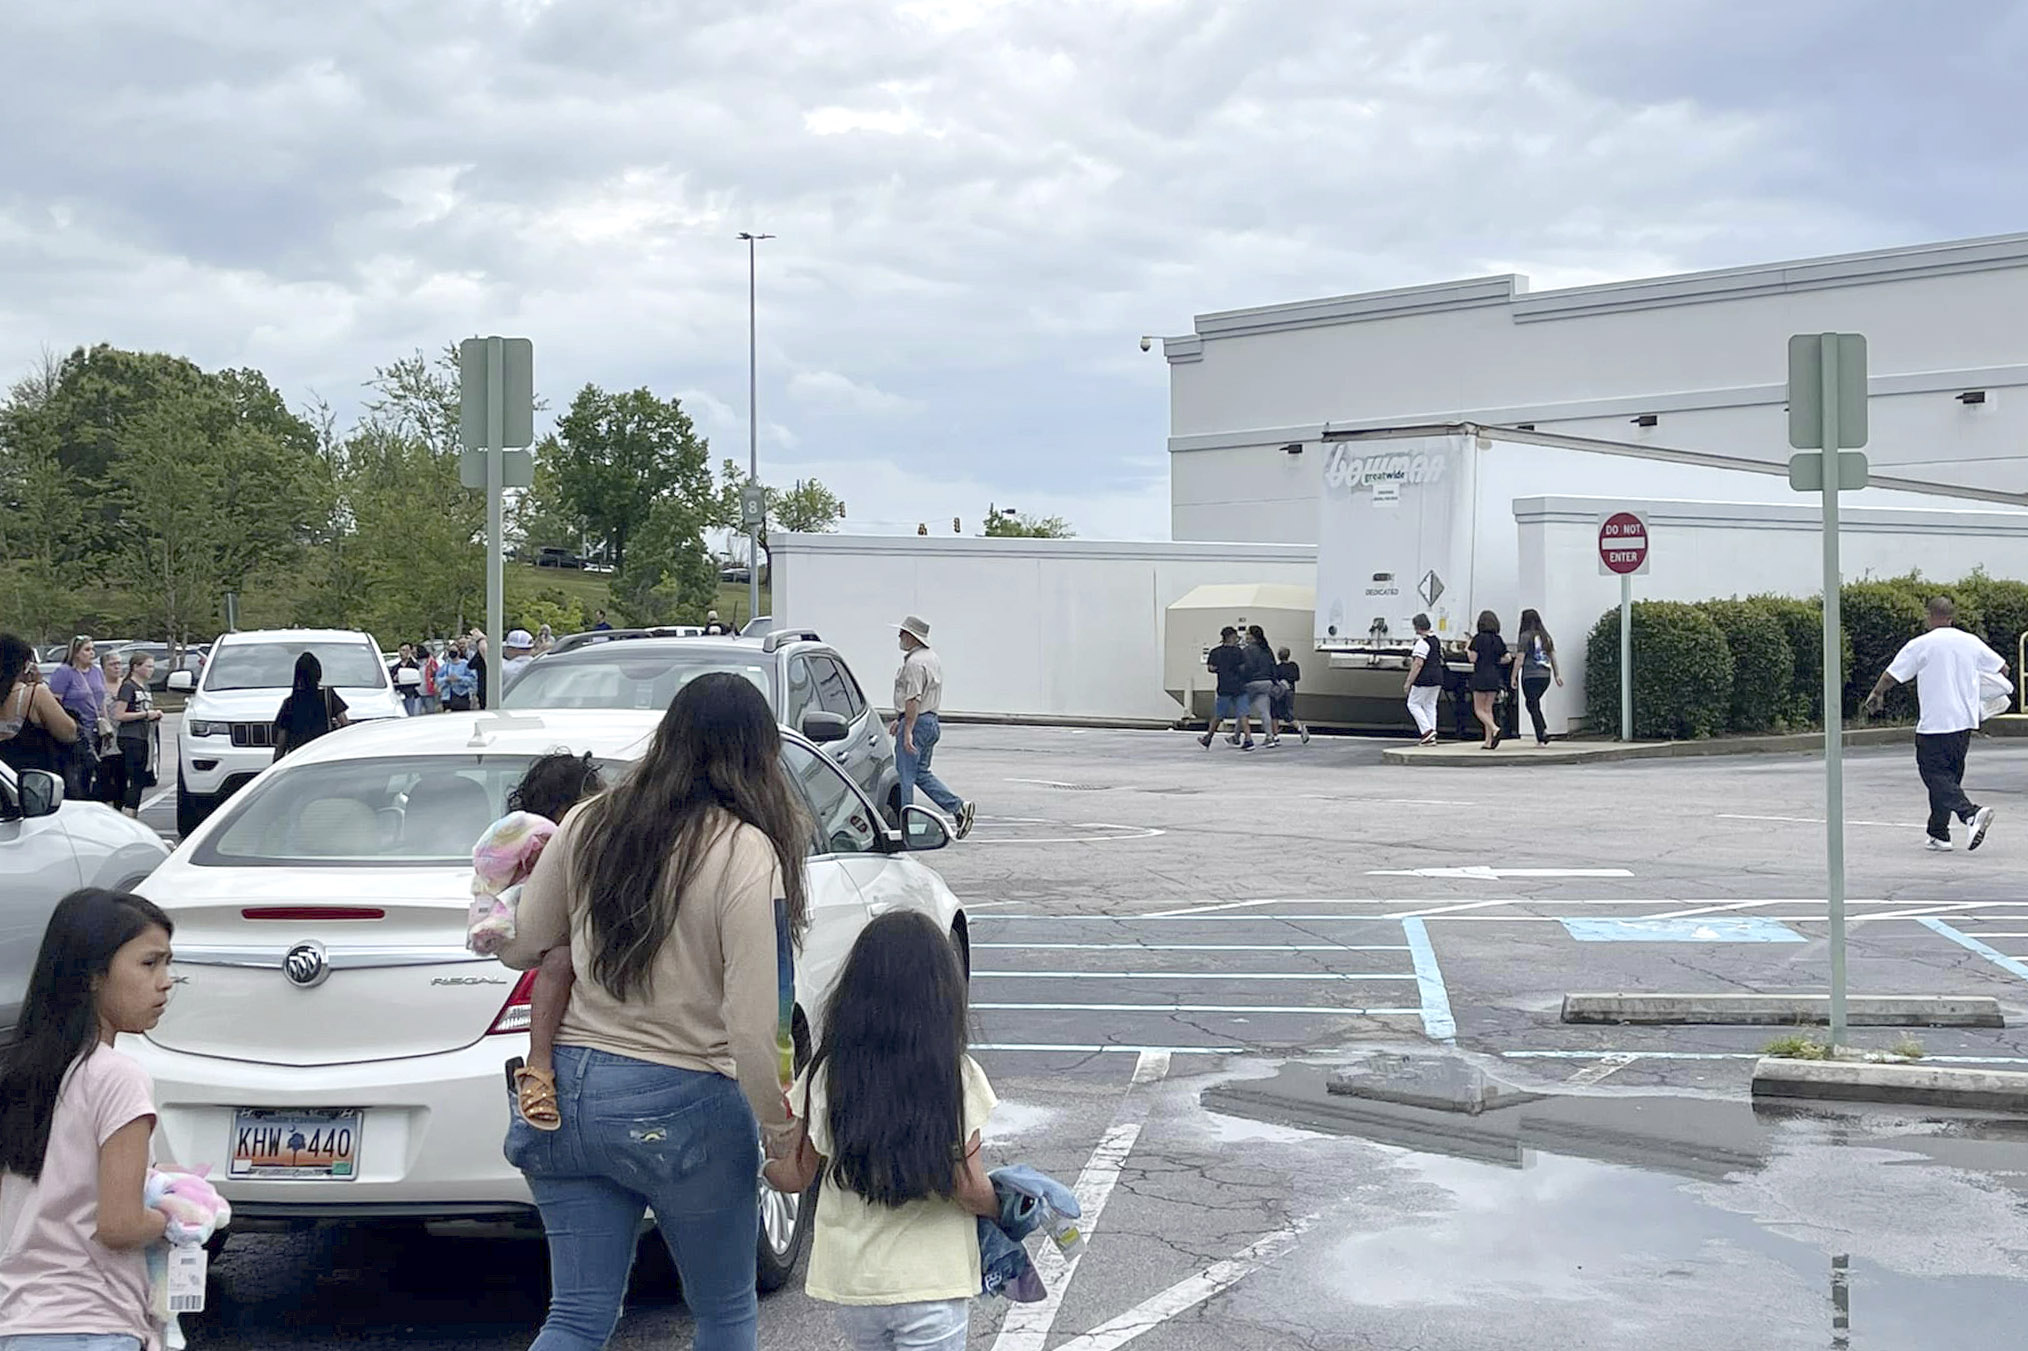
top-left (898, 711), bottom-right (964, 815)
top-left (505, 1045), bottom-right (762, 1351)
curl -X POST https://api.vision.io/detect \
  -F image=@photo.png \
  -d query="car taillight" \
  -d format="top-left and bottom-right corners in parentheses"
top-left (489, 970), bottom-right (538, 1035)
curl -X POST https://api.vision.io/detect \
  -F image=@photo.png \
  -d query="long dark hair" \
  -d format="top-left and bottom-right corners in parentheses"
top-left (1248, 624), bottom-right (1270, 652)
top-left (0, 633), bottom-right (31, 693)
top-left (1517, 608), bottom-right (1554, 655)
top-left (811, 910), bottom-right (970, 1208)
top-left (569, 672), bottom-right (810, 1000)
top-left (1476, 610), bottom-right (1501, 634)
top-left (291, 652), bottom-right (323, 695)
top-left (0, 889), bottom-right (173, 1181)
top-left (508, 750), bottom-right (604, 824)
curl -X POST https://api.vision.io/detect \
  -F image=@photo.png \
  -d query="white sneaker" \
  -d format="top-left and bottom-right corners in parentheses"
top-left (1298, 726), bottom-right (1311, 745)
top-left (956, 801), bottom-right (977, 840)
top-left (1969, 806), bottom-right (1997, 852)
top-left (1925, 836), bottom-right (1953, 853)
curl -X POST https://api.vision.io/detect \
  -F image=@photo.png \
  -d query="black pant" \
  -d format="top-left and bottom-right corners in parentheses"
top-left (1915, 730), bottom-right (1977, 841)
top-left (119, 737), bottom-right (153, 811)
top-left (1522, 675), bottom-right (1552, 743)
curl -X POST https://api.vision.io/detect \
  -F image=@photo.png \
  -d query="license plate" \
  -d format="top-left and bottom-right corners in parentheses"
top-left (229, 1108), bottom-right (362, 1179)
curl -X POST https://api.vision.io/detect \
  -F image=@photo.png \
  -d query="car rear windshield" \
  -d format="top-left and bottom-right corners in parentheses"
top-left (501, 648), bottom-right (775, 713)
top-left (192, 755), bottom-right (623, 866)
top-left (205, 641), bottom-right (386, 692)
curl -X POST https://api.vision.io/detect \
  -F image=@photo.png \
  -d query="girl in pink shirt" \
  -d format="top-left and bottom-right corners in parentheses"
top-left (0, 889), bottom-right (179, 1351)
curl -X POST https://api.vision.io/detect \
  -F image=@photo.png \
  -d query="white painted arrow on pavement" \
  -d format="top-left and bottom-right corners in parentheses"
top-left (1365, 866), bottom-right (1634, 880)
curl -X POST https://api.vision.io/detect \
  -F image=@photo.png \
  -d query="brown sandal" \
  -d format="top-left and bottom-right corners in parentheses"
top-left (515, 1066), bottom-right (562, 1131)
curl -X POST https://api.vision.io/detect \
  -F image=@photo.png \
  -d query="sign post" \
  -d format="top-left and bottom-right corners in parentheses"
top-left (1597, 510), bottom-right (1650, 742)
top-left (1788, 332), bottom-right (1869, 1050)
top-left (459, 337), bottom-right (535, 707)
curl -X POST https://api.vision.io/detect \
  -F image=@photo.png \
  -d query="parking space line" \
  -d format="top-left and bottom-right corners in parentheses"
top-left (972, 943), bottom-right (1413, 952)
top-left (991, 1050), bottom-right (1169, 1351)
top-left (139, 788), bottom-right (173, 812)
top-left (1916, 917), bottom-right (2028, 983)
top-left (1563, 1054), bottom-right (1638, 1085)
top-left (1401, 918), bottom-right (1455, 1042)
top-left (976, 1003), bottom-right (1421, 1014)
top-left (975, 971), bottom-right (1417, 981)
top-left (1049, 1216), bottom-right (1318, 1351)
top-left (976, 1044), bottom-right (1242, 1054)
top-left (1718, 813), bottom-right (1925, 828)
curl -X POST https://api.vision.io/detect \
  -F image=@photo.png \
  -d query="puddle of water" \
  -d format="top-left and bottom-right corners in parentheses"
top-left (1206, 1069), bottom-right (2028, 1348)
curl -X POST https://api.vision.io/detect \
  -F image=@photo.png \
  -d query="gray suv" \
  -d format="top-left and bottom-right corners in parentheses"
top-left (501, 629), bottom-right (901, 821)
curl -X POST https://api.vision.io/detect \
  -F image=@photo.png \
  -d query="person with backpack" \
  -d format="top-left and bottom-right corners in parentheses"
top-left (764, 910), bottom-right (999, 1350)
top-left (0, 888), bottom-right (197, 1349)
top-left (272, 653), bottom-right (349, 760)
top-left (1403, 614), bottom-right (1445, 746)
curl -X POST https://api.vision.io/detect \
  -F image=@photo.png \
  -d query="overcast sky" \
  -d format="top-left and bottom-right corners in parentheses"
top-left (4, 0), bottom-right (2025, 539)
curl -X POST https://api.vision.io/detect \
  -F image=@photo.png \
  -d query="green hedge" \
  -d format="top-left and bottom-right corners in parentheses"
top-left (1696, 599), bottom-right (1794, 734)
top-left (1586, 601), bottom-right (1733, 740)
top-left (1749, 593), bottom-right (1851, 727)
top-left (1587, 572), bottom-right (2018, 738)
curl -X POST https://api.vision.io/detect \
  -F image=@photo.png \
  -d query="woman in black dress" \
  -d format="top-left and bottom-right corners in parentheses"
top-left (273, 652), bottom-right (350, 759)
top-left (0, 635), bottom-right (78, 776)
top-left (1468, 610), bottom-right (1509, 750)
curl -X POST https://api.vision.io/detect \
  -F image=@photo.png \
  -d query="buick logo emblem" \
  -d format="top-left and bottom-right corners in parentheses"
top-left (283, 941), bottom-right (330, 989)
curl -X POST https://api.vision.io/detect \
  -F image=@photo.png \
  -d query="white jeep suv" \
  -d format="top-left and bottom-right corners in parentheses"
top-left (171, 629), bottom-right (404, 837)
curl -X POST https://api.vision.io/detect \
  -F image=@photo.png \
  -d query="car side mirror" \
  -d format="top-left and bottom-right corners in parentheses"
top-left (167, 670), bottom-right (195, 692)
top-left (900, 804), bottom-right (950, 852)
top-left (20, 770), bottom-right (63, 819)
top-left (801, 710), bottom-right (850, 744)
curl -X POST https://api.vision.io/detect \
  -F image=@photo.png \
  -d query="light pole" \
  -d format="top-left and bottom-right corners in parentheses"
top-left (739, 230), bottom-right (774, 625)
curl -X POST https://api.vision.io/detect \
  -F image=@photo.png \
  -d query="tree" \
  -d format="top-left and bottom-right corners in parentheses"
top-left (551, 385), bottom-right (709, 571)
top-left (984, 507), bottom-right (1074, 538)
top-left (772, 479), bottom-right (844, 535)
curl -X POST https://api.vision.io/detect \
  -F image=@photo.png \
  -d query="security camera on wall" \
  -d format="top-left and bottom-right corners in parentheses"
top-left (1139, 336), bottom-right (1153, 352)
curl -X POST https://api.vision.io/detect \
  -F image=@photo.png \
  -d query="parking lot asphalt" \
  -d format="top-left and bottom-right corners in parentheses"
top-left (169, 721), bottom-right (2028, 1348)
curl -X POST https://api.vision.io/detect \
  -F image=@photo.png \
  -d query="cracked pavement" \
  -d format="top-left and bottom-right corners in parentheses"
top-left (180, 725), bottom-right (2028, 1348)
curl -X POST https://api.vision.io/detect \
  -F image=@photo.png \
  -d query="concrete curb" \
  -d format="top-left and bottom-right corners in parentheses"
top-left (1561, 993), bottom-right (2005, 1028)
top-left (1752, 1056), bottom-right (2028, 1111)
top-left (1384, 725), bottom-right (1917, 767)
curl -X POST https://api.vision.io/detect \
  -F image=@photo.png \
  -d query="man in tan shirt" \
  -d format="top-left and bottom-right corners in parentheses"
top-left (891, 615), bottom-right (975, 838)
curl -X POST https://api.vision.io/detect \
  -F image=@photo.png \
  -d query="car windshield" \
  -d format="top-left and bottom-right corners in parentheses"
top-left (205, 641), bottom-right (385, 692)
top-left (194, 754), bottom-right (624, 866)
top-left (501, 648), bottom-right (775, 713)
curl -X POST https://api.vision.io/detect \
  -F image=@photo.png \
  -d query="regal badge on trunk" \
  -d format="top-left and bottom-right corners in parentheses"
top-left (283, 941), bottom-right (330, 989)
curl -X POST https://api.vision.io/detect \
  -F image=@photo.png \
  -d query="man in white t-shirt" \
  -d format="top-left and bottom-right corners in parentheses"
top-left (1863, 596), bottom-right (2006, 853)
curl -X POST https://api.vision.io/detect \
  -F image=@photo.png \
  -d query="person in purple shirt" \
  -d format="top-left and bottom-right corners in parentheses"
top-left (46, 636), bottom-right (107, 799)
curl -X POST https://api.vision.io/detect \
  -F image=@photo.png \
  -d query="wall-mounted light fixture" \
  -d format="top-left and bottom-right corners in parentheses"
top-left (1514, 423), bottom-right (1536, 431)
top-left (1959, 390), bottom-right (1988, 406)
top-left (1631, 413), bottom-right (1660, 428)
top-left (1282, 442), bottom-right (1304, 455)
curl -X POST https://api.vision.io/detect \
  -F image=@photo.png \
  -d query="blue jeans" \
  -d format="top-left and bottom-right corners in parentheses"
top-left (0, 1338), bottom-right (144, 1350)
top-left (505, 1045), bottom-right (762, 1351)
top-left (897, 712), bottom-right (963, 815)
top-left (834, 1299), bottom-right (969, 1350)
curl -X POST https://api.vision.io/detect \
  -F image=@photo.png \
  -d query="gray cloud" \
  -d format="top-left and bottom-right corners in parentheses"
top-left (3, 0), bottom-right (2023, 537)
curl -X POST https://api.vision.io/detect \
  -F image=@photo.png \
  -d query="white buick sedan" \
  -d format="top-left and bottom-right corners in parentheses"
top-left (129, 708), bottom-right (969, 1289)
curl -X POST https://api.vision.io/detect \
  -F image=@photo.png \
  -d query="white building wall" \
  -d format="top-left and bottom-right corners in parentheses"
top-left (1515, 496), bottom-right (2028, 736)
top-left (1167, 234), bottom-right (2028, 545)
top-left (770, 534), bottom-right (1316, 722)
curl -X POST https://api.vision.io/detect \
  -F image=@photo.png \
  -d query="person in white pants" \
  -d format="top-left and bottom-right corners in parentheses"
top-left (1403, 613), bottom-right (1444, 745)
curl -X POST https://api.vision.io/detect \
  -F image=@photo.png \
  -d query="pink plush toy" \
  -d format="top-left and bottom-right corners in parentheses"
top-left (146, 1166), bottom-right (232, 1247)
top-left (465, 811), bottom-right (557, 956)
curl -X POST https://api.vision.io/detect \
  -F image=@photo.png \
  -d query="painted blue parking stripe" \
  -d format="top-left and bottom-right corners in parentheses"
top-left (1400, 917), bottom-right (1455, 1042)
top-left (1559, 917), bottom-right (1804, 943)
top-left (1916, 917), bottom-right (2028, 983)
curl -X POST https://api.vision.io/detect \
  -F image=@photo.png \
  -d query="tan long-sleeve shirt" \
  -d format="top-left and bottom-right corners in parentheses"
top-left (498, 802), bottom-right (792, 1141)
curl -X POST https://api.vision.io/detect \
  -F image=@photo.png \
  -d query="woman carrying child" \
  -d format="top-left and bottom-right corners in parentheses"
top-left (497, 673), bottom-right (810, 1351)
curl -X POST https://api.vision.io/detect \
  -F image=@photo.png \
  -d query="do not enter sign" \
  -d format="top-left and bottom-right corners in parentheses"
top-left (1598, 511), bottom-right (1650, 576)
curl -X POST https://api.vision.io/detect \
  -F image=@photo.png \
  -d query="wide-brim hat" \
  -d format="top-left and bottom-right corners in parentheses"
top-left (898, 614), bottom-right (931, 644)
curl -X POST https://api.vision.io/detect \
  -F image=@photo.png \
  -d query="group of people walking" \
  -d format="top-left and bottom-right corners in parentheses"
top-left (0, 635), bottom-right (161, 815)
top-left (1404, 608), bottom-right (1564, 749)
top-left (1199, 624), bottom-right (1308, 751)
